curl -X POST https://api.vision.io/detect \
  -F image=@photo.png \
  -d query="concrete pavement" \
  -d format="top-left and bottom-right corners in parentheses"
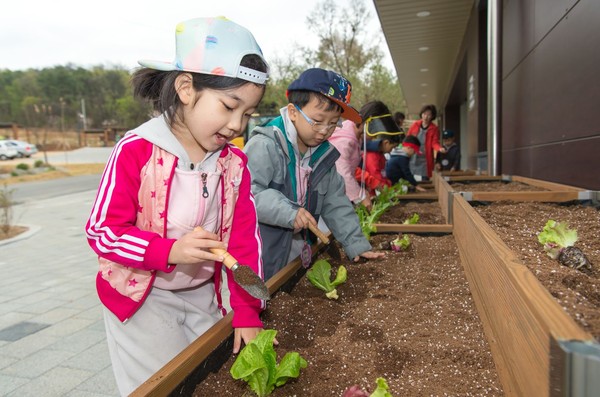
top-left (0, 148), bottom-right (119, 396)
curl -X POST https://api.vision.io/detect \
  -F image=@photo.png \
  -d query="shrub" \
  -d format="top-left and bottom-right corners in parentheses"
top-left (34, 160), bottom-right (45, 168)
top-left (16, 163), bottom-right (30, 171)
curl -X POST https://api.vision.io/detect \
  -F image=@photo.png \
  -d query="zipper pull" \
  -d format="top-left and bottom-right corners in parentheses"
top-left (201, 173), bottom-right (209, 198)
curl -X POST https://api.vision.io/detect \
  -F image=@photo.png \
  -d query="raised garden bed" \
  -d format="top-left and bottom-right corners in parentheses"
top-left (434, 173), bottom-right (599, 396)
top-left (192, 233), bottom-right (503, 396)
top-left (473, 200), bottom-right (600, 339)
top-left (132, 173), bottom-right (599, 397)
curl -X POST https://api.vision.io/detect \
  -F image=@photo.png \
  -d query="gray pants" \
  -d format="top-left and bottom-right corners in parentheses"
top-left (103, 282), bottom-right (221, 396)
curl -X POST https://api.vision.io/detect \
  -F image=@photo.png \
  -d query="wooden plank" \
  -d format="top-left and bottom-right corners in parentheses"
top-left (452, 195), bottom-right (592, 397)
top-left (435, 177), bottom-right (454, 223)
top-left (440, 170), bottom-right (477, 176)
top-left (465, 191), bottom-right (581, 202)
top-left (511, 175), bottom-right (584, 192)
top-left (372, 223), bottom-right (452, 233)
top-left (444, 175), bottom-right (503, 182)
top-left (396, 192), bottom-right (438, 200)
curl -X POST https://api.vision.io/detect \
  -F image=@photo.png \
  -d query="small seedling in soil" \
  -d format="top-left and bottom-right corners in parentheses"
top-left (306, 259), bottom-right (347, 299)
top-left (537, 219), bottom-right (593, 273)
top-left (342, 377), bottom-right (394, 397)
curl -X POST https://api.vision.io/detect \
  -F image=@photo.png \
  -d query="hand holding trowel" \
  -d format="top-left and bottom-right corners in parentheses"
top-left (194, 227), bottom-right (270, 300)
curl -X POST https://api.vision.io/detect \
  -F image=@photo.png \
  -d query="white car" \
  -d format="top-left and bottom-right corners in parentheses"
top-left (2, 139), bottom-right (38, 158)
top-left (0, 141), bottom-right (19, 160)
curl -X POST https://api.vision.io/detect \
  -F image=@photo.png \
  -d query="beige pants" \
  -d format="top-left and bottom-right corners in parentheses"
top-left (103, 282), bottom-right (221, 396)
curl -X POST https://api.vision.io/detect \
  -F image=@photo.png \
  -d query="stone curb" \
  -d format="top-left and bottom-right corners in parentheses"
top-left (0, 224), bottom-right (41, 246)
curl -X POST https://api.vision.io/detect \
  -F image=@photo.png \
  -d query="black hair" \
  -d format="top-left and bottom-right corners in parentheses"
top-left (393, 111), bottom-right (405, 125)
top-left (403, 134), bottom-right (421, 147)
top-left (358, 101), bottom-right (391, 124)
top-left (419, 104), bottom-right (437, 120)
top-left (381, 133), bottom-right (402, 145)
top-left (131, 54), bottom-right (268, 127)
top-left (287, 90), bottom-right (342, 113)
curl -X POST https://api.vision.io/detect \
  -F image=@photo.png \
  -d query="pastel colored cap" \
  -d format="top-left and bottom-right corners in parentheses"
top-left (138, 16), bottom-right (269, 84)
top-left (286, 68), bottom-right (362, 123)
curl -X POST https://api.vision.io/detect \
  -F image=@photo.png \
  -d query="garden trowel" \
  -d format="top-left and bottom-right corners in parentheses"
top-left (308, 223), bottom-right (342, 261)
top-left (194, 228), bottom-right (270, 300)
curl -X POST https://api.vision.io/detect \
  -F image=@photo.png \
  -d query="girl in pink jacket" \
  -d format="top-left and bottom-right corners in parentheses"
top-left (84, 17), bottom-right (269, 395)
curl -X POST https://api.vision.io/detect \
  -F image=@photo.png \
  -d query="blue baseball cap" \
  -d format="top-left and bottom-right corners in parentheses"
top-left (442, 130), bottom-right (455, 138)
top-left (286, 68), bottom-right (362, 123)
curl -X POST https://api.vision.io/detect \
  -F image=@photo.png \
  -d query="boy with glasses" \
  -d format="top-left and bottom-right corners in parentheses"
top-left (244, 68), bottom-right (384, 279)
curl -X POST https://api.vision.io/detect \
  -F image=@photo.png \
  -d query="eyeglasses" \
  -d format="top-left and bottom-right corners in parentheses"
top-left (294, 105), bottom-right (343, 134)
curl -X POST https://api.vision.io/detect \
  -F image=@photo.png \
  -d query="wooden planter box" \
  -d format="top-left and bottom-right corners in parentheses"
top-left (131, 173), bottom-right (599, 397)
top-left (432, 173), bottom-right (599, 396)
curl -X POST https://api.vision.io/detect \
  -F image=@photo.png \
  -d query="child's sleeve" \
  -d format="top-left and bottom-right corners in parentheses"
top-left (85, 138), bottom-right (176, 272)
top-left (332, 138), bottom-right (363, 202)
top-left (226, 161), bottom-right (265, 328)
top-left (320, 170), bottom-right (372, 259)
top-left (244, 134), bottom-right (298, 228)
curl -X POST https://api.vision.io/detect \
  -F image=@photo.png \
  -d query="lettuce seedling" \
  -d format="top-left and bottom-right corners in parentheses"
top-left (306, 259), bottom-right (347, 299)
top-left (390, 234), bottom-right (411, 251)
top-left (403, 213), bottom-right (420, 224)
top-left (342, 377), bottom-right (394, 397)
top-left (370, 377), bottom-right (393, 397)
top-left (537, 219), bottom-right (592, 272)
top-left (230, 329), bottom-right (307, 397)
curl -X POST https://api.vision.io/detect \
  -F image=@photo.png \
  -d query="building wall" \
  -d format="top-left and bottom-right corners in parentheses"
top-left (502, 0), bottom-right (600, 189)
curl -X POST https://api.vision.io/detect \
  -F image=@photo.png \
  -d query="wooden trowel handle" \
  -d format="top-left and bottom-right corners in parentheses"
top-left (209, 247), bottom-right (238, 270)
top-left (307, 223), bottom-right (330, 244)
top-left (192, 227), bottom-right (238, 269)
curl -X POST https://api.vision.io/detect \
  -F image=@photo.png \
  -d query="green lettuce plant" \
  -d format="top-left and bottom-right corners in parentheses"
top-left (537, 219), bottom-right (592, 272)
top-left (230, 329), bottom-right (307, 397)
top-left (306, 259), bottom-right (347, 299)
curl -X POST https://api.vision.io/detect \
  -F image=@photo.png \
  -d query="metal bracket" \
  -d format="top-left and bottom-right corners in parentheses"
top-left (550, 338), bottom-right (600, 397)
top-left (501, 174), bottom-right (513, 182)
top-left (578, 190), bottom-right (600, 203)
top-left (458, 191), bottom-right (473, 201)
top-left (447, 191), bottom-right (454, 224)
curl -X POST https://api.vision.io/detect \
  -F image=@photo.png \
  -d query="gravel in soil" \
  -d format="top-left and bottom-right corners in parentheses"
top-left (193, 202), bottom-right (503, 396)
top-left (449, 181), bottom-right (548, 192)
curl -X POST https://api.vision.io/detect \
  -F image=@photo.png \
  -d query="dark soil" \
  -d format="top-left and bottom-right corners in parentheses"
top-left (192, 181), bottom-right (599, 396)
top-left (473, 200), bottom-right (600, 339)
top-left (449, 180), bottom-right (547, 192)
top-left (193, 201), bottom-right (503, 396)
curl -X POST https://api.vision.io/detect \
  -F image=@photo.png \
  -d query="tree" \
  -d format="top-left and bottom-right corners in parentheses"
top-left (301, 0), bottom-right (405, 114)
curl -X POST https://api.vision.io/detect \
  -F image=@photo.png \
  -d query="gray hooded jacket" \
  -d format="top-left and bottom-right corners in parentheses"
top-left (244, 110), bottom-right (371, 279)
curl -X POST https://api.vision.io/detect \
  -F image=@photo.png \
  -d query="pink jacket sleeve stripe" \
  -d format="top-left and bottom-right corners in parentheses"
top-left (86, 134), bottom-right (158, 267)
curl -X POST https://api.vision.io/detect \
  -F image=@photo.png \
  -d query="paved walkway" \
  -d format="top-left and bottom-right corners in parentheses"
top-left (0, 148), bottom-right (120, 396)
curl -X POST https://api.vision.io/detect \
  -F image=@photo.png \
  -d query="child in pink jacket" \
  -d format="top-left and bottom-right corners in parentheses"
top-left (85, 17), bottom-right (269, 395)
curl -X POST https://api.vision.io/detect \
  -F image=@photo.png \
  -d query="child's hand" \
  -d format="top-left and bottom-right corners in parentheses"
top-left (293, 208), bottom-right (317, 231)
top-left (168, 228), bottom-right (226, 265)
top-left (360, 196), bottom-right (373, 211)
top-left (416, 185), bottom-right (427, 192)
top-left (353, 250), bottom-right (385, 262)
top-left (233, 327), bottom-right (278, 354)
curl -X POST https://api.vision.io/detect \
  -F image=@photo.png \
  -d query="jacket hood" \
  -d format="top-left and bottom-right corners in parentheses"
top-left (129, 114), bottom-right (221, 168)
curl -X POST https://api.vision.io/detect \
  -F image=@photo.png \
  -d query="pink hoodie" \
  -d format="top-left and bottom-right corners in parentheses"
top-left (329, 120), bottom-right (363, 203)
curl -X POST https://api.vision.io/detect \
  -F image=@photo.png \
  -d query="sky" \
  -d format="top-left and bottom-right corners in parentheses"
top-left (1, 0), bottom-right (393, 72)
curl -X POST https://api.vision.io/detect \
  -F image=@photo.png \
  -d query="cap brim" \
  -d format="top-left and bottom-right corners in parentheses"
top-left (138, 59), bottom-right (178, 71)
top-left (328, 97), bottom-right (362, 124)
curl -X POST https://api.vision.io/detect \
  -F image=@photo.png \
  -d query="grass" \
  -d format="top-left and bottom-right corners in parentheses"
top-left (0, 163), bottom-right (106, 185)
